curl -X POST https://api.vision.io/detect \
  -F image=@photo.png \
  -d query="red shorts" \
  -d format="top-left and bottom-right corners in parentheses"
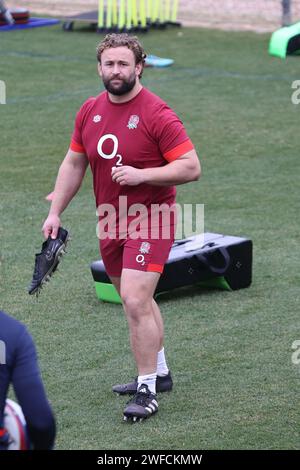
top-left (100, 232), bottom-right (175, 278)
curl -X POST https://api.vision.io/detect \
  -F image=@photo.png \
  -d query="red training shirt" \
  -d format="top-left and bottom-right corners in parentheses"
top-left (71, 87), bottom-right (194, 232)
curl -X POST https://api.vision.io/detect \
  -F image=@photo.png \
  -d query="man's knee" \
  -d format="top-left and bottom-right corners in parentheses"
top-left (121, 293), bottom-right (152, 322)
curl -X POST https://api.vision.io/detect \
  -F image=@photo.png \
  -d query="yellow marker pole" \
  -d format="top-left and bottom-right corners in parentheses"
top-left (149, 0), bottom-right (154, 23)
top-left (165, 0), bottom-right (171, 22)
top-left (146, 0), bottom-right (152, 22)
top-left (126, 0), bottom-right (132, 30)
top-left (118, 0), bottom-right (126, 30)
top-left (153, 0), bottom-right (159, 22)
top-left (171, 0), bottom-right (179, 23)
top-left (159, 0), bottom-right (165, 24)
top-left (98, 0), bottom-right (104, 28)
top-left (106, 0), bottom-right (112, 29)
top-left (131, 0), bottom-right (138, 27)
top-left (112, 0), bottom-right (118, 27)
top-left (139, 0), bottom-right (146, 28)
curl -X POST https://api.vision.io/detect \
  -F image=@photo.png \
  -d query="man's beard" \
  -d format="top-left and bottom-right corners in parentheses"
top-left (103, 73), bottom-right (136, 96)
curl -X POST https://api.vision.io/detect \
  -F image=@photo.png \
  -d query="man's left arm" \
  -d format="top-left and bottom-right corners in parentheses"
top-left (111, 149), bottom-right (201, 187)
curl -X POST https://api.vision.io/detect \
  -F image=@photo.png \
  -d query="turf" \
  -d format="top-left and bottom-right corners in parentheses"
top-left (0, 24), bottom-right (299, 450)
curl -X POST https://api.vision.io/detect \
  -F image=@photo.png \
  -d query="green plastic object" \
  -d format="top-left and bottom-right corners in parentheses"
top-left (197, 277), bottom-right (231, 291)
top-left (95, 282), bottom-right (122, 304)
top-left (269, 21), bottom-right (300, 58)
top-left (94, 275), bottom-right (231, 304)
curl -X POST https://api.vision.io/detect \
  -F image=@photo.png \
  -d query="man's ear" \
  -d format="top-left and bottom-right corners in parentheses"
top-left (97, 62), bottom-right (102, 77)
top-left (135, 62), bottom-right (142, 77)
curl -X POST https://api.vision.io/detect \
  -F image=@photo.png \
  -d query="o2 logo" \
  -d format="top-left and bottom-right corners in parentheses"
top-left (136, 254), bottom-right (145, 266)
top-left (97, 133), bottom-right (123, 166)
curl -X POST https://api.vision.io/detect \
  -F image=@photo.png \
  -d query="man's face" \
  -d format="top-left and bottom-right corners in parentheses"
top-left (98, 47), bottom-right (142, 96)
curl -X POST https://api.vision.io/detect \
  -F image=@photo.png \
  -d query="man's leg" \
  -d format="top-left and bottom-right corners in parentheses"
top-left (151, 299), bottom-right (169, 377)
top-left (120, 268), bottom-right (160, 420)
top-left (111, 298), bottom-right (172, 395)
top-left (110, 276), bottom-right (121, 294)
top-left (152, 299), bottom-right (163, 350)
top-left (110, 234), bottom-right (173, 395)
top-left (110, 275), bottom-right (166, 377)
top-left (120, 269), bottom-right (160, 379)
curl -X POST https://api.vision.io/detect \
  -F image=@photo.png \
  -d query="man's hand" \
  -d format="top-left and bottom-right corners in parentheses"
top-left (42, 214), bottom-right (61, 239)
top-left (28, 226), bottom-right (69, 296)
top-left (111, 166), bottom-right (145, 186)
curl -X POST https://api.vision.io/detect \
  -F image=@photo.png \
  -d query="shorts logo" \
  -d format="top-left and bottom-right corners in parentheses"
top-left (139, 242), bottom-right (150, 254)
top-left (136, 242), bottom-right (150, 266)
top-left (136, 254), bottom-right (145, 265)
top-left (93, 115), bottom-right (102, 123)
top-left (127, 115), bottom-right (140, 130)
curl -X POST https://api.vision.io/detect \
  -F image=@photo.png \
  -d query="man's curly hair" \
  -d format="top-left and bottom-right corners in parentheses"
top-left (96, 33), bottom-right (146, 78)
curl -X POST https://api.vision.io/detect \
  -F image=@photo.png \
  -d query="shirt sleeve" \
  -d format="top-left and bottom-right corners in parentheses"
top-left (11, 327), bottom-right (40, 382)
top-left (151, 103), bottom-right (195, 162)
top-left (11, 327), bottom-right (56, 449)
top-left (70, 97), bottom-right (95, 154)
top-left (70, 107), bottom-right (86, 154)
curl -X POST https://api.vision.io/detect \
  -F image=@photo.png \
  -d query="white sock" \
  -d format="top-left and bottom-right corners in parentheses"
top-left (138, 372), bottom-right (157, 394)
top-left (156, 347), bottom-right (169, 377)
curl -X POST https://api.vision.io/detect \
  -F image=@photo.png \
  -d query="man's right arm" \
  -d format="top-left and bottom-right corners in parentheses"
top-left (43, 149), bottom-right (88, 239)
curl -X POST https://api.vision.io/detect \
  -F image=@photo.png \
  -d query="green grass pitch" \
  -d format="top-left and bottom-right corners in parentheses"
top-left (0, 23), bottom-right (299, 449)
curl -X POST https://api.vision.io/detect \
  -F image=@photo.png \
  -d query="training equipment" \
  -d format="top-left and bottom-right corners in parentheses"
top-left (91, 232), bottom-right (253, 304)
top-left (123, 384), bottom-right (158, 422)
top-left (113, 370), bottom-right (173, 395)
top-left (145, 54), bottom-right (174, 67)
top-left (0, 8), bottom-right (29, 26)
top-left (3, 399), bottom-right (30, 450)
top-left (269, 21), bottom-right (300, 58)
top-left (62, 0), bottom-right (181, 33)
top-left (28, 227), bottom-right (69, 296)
top-left (62, 10), bottom-right (98, 32)
top-left (0, 17), bottom-right (60, 32)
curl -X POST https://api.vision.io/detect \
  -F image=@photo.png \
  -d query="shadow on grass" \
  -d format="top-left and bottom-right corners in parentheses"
top-left (155, 283), bottom-right (230, 304)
